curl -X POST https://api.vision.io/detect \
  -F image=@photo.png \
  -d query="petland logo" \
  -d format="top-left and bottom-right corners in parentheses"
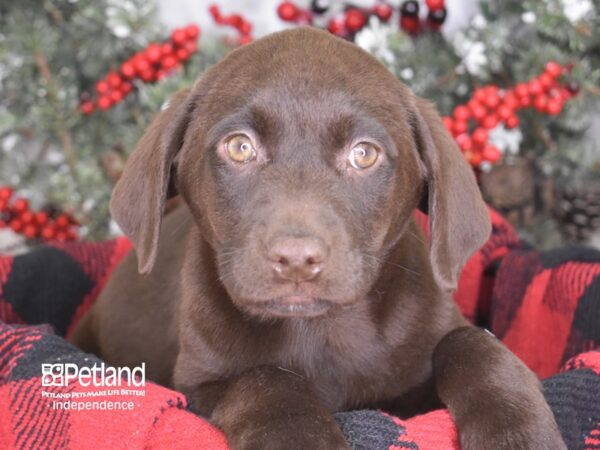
top-left (41, 362), bottom-right (145, 387)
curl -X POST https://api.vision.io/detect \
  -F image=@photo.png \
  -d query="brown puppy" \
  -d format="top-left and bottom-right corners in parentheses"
top-left (71, 28), bottom-right (565, 449)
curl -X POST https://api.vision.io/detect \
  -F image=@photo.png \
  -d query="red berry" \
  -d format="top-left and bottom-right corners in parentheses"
top-left (0, 186), bottom-right (13, 201)
top-left (515, 83), bottom-right (529, 98)
top-left (239, 21), bottom-right (252, 36)
top-left (139, 68), bottom-right (156, 82)
top-left (452, 120), bottom-right (468, 136)
top-left (161, 56), bottom-right (178, 70)
top-left (120, 81), bottom-right (133, 95)
top-left (21, 210), bottom-right (34, 224)
top-left (327, 17), bottom-right (346, 36)
top-left (400, 16), bottom-right (420, 34)
top-left (238, 35), bottom-right (253, 46)
top-left (277, 2), bottom-right (300, 21)
top-left (502, 92), bottom-right (519, 111)
top-left (483, 144), bottom-right (501, 163)
top-left (171, 28), bottom-right (187, 46)
top-left (209, 5), bottom-right (221, 20)
top-left (539, 73), bottom-right (554, 89)
top-left (95, 80), bottom-right (109, 95)
top-left (110, 90), bottom-right (124, 103)
top-left (548, 88), bottom-right (562, 100)
top-left (176, 48), bottom-right (190, 61)
top-left (546, 99), bottom-right (563, 115)
top-left (545, 61), bottom-right (562, 78)
top-left (453, 105), bottom-right (471, 121)
top-left (0, 199), bottom-right (8, 212)
top-left (534, 95), bottom-right (548, 112)
top-left (56, 231), bottom-right (68, 242)
top-left (186, 24), bottom-right (200, 40)
top-left (456, 134), bottom-right (472, 152)
top-left (518, 95), bottom-right (532, 108)
top-left (558, 87), bottom-right (572, 101)
top-left (121, 61), bottom-right (136, 79)
top-left (425, 0), bottom-right (445, 10)
top-left (55, 214), bottom-right (70, 229)
top-left (226, 14), bottom-right (244, 29)
top-left (9, 219), bottom-right (23, 232)
top-left (80, 101), bottom-right (95, 115)
top-left (41, 225), bottom-right (56, 241)
top-left (472, 128), bottom-right (489, 147)
top-left (107, 72), bottom-right (122, 89)
top-left (97, 96), bottom-right (112, 110)
top-left (295, 10), bottom-right (314, 25)
top-left (468, 102), bottom-right (487, 122)
top-left (484, 94), bottom-right (500, 110)
top-left (35, 211), bottom-right (48, 225)
top-left (345, 9), bottom-right (367, 32)
top-left (528, 79), bottom-right (543, 96)
top-left (66, 229), bottom-right (78, 241)
top-left (473, 89), bottom-right (487, 103)
top-left (23, 224), bottom-right (37, 239)
top-left (484, 85), bottom-right (499, 97)
top-left (482, 115), bottom-right (498, 129)
top-left (134, 57), bottom-right (151, 75)
top-left (12, 198), bottom-right (29, 213)
top-left (505, 115), bottom-right (520, 129)
top-left (497, 105), bottom-right (512, 121)
top-left (373, 3), bottom-right (393, 22)
top-left (146, 44), bottom-right (162, 64)
top-left (184, 40), bottom-right (197, 54)
top-left (161, 43), bottom-right (174, 56)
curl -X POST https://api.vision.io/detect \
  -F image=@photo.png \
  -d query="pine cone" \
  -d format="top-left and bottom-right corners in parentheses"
top-left (554, 175), bottom-right (600, 243)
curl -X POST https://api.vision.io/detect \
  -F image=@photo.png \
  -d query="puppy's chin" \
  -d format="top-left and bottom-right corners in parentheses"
top-left (237, 296), bottom-right (333, 319)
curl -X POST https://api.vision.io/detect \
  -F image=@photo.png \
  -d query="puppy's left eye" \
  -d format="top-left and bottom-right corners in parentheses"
top-left (225, 134), bottom-right (257, 163)
top-left (348, 143), bottom-right (379, 169)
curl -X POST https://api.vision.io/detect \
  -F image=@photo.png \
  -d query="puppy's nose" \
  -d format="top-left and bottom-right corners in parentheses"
top-left (267, 236), bottom-right (329, 282)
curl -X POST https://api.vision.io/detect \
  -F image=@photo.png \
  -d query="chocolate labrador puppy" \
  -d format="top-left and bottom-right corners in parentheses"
top-left (71, 28), bottom-right (565, 449)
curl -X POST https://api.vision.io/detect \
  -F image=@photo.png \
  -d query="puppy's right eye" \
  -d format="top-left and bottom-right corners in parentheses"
top-left (225, 134), bottom-right (257, 163)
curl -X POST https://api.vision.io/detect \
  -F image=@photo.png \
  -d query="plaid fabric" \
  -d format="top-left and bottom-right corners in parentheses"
top-left (1, 210), bottom-right (599, 449)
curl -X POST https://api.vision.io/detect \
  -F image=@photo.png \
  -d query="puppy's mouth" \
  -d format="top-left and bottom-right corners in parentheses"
top-left (254, 295), bottom-right (332, 318)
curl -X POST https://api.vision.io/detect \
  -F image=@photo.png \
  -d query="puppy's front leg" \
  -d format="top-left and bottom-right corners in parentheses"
top-left (433, 327), bottom-right (566, 450)
top-left (179, 366), bottom-right (349, 450)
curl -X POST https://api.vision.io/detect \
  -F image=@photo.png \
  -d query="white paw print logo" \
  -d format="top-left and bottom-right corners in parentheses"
top-left (41, 364), bottom-right (65, 387)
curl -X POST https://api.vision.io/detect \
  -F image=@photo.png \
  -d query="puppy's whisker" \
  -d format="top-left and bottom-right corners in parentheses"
top-left (363, 255), bottom-right (421, 277)
top-left (407, 230), bottom-right (426, 245)
top-left (169, 214), bottom-right (193, 236)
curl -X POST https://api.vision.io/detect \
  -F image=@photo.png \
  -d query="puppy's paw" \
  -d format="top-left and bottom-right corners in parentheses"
top-left (225, 413), bottom-right (350, 450)
top-left (458, 412), bottom-right (566, 450)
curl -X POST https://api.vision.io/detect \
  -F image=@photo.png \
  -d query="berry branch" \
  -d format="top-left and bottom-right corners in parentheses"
top-left (442, 62), bottom-right (579, 168)
top-left (80, 24), bottom-right (201, 114)
top-left (0, 186), bottom-right (79, 242)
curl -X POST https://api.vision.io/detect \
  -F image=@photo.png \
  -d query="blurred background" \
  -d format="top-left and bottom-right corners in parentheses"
top-left (0, 0), bottom-right (598, 253)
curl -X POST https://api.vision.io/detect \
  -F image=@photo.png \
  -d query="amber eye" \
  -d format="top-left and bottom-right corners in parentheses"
top-left (225, 134), bottom-right (257, 163)
top-left (348, 143), bottom-right (379, 169)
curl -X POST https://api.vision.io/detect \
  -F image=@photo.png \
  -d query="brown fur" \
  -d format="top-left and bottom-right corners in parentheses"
top-left (71, 28), bottom-right (565, 449)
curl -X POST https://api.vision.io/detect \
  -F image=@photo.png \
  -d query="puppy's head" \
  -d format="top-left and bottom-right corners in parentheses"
top-left (111, 28), bottom-right (490, 319)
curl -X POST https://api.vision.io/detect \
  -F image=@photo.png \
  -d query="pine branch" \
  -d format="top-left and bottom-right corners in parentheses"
top-left (532, 118), bottom-right (557, 151)
top-left (32, 48), bottom-right (81, 189)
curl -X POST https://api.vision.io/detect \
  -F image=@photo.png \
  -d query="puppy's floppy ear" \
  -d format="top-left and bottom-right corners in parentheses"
top-left (411, 97), bottom-right (491, 291)
top-left (110, 88), bottom-right (194, 275)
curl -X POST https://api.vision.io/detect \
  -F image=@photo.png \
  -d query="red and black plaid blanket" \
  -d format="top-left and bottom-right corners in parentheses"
top-left (1, 209), bottom-right (600, 449)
